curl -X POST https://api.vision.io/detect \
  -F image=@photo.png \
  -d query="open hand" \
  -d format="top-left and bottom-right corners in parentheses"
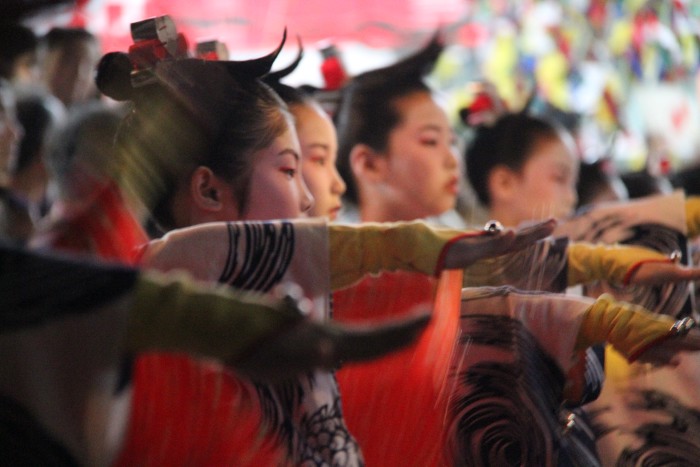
top-left (627, 260), bottom-right (700, 286)
top-left (442, 218), bottom-right (557, 269)
top-left (634, 325), bottom-right (700, 367)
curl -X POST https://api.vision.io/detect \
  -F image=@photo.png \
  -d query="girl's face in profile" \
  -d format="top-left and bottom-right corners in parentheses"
top-left (378, 91), bottom-right (460, 220)
top-left (222, 121), bottom-right (314, 222)
top-left (506, 135), bottom-right (579, 224)
top-left (292, 102), bottom-right (346, 220)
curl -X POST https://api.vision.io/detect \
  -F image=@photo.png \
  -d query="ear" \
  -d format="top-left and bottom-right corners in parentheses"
top-left (349, 144), bottom-right (389, 185)
top-left (487, 165), bottom-right (518, 204)
top-left (189, 166), bottom-right (227, 213)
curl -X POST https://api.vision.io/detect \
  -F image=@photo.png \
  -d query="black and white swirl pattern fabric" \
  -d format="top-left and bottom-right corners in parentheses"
top-left (448, 287), bottom-right (601, 467)
top-left (557, 191), bottom-right (694, 319)
top-left (613, 390), bottom-right (700, 466)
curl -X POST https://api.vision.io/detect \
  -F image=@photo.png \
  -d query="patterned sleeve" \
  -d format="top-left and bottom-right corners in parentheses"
top-left (567, 242), bottom-right (671, 286)
top-left (128, 270), bottom-right (303, 364)
top-left (328, 221), bottom-right (474, 290)
top-left (575, 293), bottom-right (676, 361)
top-left (140, 220), bottom-right (297, 293)
top-left (1, 242), bottom-right (138, 329)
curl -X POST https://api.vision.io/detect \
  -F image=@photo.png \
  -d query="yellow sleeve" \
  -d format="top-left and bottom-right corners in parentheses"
top-left (127, 270), bottom-right (302, 364)
top-left (686, 196), bottom-right (700, 238)
top-left (567, 242), bottom-right (670, 286)
top-left (574, 293), bottom-right (675, 361)
top-left (328, 221), bottom-right (470, 290)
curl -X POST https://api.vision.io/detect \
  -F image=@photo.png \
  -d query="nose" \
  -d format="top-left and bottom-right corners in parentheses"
top-left (331, 166), bottom-right (346, 195)
top-left (565, 185), bottom-right (578, 213)
top-left (299, 176), bottom-right (315, 214)
top-left (445, 146), bottom-right (458, 170)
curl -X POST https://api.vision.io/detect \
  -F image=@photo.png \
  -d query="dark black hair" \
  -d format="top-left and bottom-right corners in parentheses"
top-left (263, 42), bottom-right (313, 107)
top-left (334, 33), bottom-right (443, 204)
top-left (95, 32), bottom-right (290, 230)
top-left (14, 93), bottom-right (63, 173)
top-left (620, 170), bottom-right (673, 199)
top-left (576, 159), bottom-right (622, 208)
top-left (464, 112), bottom-right (562, 207)
top-left (671, 163), bottom-right (700, 196)
top-left (41, 27), bottom-right (96, 49)
top-left (44, 101), bottom-right (123, 198)
top-left (0, 23), bottom-right (38, 80)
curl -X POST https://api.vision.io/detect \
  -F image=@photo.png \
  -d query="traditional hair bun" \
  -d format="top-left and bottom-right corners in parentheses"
top-left (95, 52), bottom-right (134, 101)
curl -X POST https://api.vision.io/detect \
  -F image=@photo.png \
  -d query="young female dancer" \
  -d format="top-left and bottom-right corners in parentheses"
top-left (263, 50), bottom-right (347, 221)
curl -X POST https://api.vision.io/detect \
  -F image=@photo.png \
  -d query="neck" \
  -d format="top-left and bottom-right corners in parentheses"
top-left (359, 199), bottom-right (422, 223)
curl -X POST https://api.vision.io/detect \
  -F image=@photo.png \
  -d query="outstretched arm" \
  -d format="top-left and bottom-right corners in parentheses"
top-left (567, 242), bottom-right (700, 287)
top-left (129, 270), bottom-right (430, 381)
top-left (574, 293), bottom-right (699, 364)
top-left (329, 219), bottom-right (556, 290)
top-left (2, 242), bottom-right (430, 383)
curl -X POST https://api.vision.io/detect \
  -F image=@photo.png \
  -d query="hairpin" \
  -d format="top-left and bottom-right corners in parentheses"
top-left (195, 40), bottom-right (230, 61)
top-left (128, 15), bottom-right (189, 87)
top-left (458, 81), bottom-right (508, 127)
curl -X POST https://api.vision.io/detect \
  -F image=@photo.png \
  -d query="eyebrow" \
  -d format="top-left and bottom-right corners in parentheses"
top-left (305, 143), bottom-right (330, 152)
top-left (419, 124), bottom-right (443, 133)
top-left (278, 149), bottom-right (300, 161)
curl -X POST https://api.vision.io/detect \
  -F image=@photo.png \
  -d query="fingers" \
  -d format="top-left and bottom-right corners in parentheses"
top-left (511, 218), bottom-right (557, 249)
top-left (629, 263), bottom-right (700, 285)
top-left (333, 312), bottom-right (432, 364)
top-left (441, 230), bottom-right (516, 268)
top-left (635, 329), bottom-right (700, 366)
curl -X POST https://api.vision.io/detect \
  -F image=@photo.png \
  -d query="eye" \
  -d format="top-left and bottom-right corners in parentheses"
top-left (280, 167), bottom-right (297, 178)
top-left (552, 171), bottom-right (570, 184)
top-left (310, 155), bottom-right (326, 166)
top-left (420, 138), bottom-right (439, 147)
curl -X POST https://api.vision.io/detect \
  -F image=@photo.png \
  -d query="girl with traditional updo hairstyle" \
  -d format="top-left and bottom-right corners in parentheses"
top-left (465, 111), bottom-right (579, 227)
top-left (97, 43), bottom-right (309, 233)
top-left (335, 34), bottom-right (464, 225)
top-left (263, 47), bottom-right (347, 221)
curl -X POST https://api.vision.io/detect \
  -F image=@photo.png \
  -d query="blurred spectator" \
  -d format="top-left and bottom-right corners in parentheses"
top-left (0, 79), bottom-right (31, 243)
top-left (40, 27), bottom-right (101, 108)
top-left (0, 22), bottom-right (41, 92)
top-left (10, 91), bottom-right (66, 221)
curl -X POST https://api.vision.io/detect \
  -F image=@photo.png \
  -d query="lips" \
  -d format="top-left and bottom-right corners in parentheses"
top-left (328, 205), bottom-right (342, 220)
top-left (446, 177), bottom-right (460, 195)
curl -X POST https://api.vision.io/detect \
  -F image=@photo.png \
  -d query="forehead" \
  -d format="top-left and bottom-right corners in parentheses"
top-left (292, 102), bottom-right (332, 128)
top-left (392, 91), bottom-right (449, 128)
top-left (526, 136), bottom-right (578, 172)
top-left (264, 121), bottom-right (300, 154)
